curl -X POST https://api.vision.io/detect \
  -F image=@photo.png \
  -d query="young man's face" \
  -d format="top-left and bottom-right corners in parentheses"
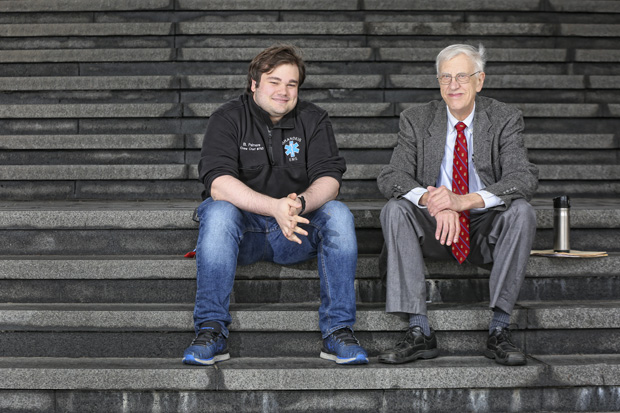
top-left (438, 53), bottom-right (485, 121)
top-left (251, 63), bottom-right (299, 124)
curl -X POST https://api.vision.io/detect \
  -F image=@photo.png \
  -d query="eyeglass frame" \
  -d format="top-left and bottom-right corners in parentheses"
top-left (437, 71), bottom-right (481, 85)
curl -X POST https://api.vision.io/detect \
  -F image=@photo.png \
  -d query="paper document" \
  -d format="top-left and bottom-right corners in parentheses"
top-left (530, 249), bottom-right (608, 258)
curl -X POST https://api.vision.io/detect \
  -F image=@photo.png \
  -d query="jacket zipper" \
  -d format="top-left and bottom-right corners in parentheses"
top-left (266, 126), bottom-right (275, 165)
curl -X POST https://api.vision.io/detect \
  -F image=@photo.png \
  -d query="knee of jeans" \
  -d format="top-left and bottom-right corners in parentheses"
top-left (198, 199), bottom-right (240, 222)
top-left (313, 200), bottom-right (355, 234)
top-left (197, 200), bottom-right (243, 236)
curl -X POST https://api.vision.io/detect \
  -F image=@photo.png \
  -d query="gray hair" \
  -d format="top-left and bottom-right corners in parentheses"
top-left (436, 44), bottom-right (486, 74)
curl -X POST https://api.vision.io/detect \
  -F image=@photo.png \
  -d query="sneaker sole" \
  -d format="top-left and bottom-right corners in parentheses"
top-left (378, 348), bottom-right (439, 364)
top-left (182, 353), bottom-right (230, 366)
top-left (319, 351), bottom-right (369, 365)
top-left (483, 349), bottom-right (527, 366)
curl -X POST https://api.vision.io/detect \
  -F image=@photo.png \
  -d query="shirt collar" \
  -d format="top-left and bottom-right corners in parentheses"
top-left (446, 103), bottom-right (476, 132)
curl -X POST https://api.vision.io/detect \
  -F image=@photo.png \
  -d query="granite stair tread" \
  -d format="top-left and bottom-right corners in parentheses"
top-left (6, 74), bottom-right (620, 90)
top-left (0, 354), bottom-right (619, 391)
top-left (0, 133), bottom-right (615, 150)
top-left (0, 300), bottom-right (618, 331)
top-left (0, 163), bottom-right (620, 181)
top-left (4, 0), bottom-right (617, 13)
top-left (0, 198), bottom-right (618, 229)
top-left (0, 102), bottom-right (618, 119)
top-left (1, 253), bottom-right (617, 280)
top-left (2, 47), bottom-right (619, 63)
top-left (5, 21), bottom-right (617, 37)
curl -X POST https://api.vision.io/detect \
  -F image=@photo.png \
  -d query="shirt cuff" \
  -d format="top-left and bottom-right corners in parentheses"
top-left (402, 187), bottom-right (428, 208)
top-left (476, 190), bottom-right (505, 209)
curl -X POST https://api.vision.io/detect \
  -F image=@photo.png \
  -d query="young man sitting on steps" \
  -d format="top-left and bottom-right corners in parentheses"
top-left (183, 44), bottom-right (368, 366)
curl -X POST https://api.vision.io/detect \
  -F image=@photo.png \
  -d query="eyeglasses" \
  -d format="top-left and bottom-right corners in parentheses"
top-left (437, 71), bottom-right (481, 85)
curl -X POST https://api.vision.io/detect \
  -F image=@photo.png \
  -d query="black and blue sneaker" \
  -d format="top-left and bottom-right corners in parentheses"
top-left (182, 321), bottom-right (230, 366)
top-left (320, 327), bottom-right (369, 365)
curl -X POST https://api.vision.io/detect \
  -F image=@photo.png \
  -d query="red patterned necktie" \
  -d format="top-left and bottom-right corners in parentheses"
top-left (452, 121), bottom-right (470, 264)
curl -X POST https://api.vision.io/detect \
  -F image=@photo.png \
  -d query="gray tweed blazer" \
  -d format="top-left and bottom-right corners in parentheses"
top-left (377, 95), bottom-right (539, 210)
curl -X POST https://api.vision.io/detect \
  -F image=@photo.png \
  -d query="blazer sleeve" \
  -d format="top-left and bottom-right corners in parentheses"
top-left (377, 109), bottom-right (425, 200)
top-left (483, 108), bottom-right (539, 209)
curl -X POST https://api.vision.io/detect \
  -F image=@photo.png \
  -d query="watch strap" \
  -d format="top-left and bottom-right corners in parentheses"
top-left (298, 195), bottom-right (306, 215)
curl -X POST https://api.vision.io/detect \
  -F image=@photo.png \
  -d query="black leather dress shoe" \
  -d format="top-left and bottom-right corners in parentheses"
top-left (378, 326), bottom-right (439, 364)
top-left (484, 326), bottom-right (527, 366)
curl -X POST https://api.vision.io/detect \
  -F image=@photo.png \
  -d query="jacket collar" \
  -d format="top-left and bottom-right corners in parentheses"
top-left (423, 96), bottom-right (494, 185)
top-left (246, 93), bottom-right (296, 129)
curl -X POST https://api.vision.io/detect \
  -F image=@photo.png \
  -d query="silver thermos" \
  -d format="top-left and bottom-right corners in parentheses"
top-left (553, 195), bottom-right (571, 253)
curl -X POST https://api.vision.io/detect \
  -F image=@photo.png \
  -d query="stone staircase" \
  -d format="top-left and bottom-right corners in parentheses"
top-left (1, 1), bottom-right (619, 412)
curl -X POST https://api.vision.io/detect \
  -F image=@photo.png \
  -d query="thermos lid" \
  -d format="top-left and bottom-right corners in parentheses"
top-left (553, 195), bottom-right (571, 208)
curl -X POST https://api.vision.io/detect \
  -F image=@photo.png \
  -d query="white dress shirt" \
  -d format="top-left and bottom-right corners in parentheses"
top-left (403, 104), bottom-right (504, 212)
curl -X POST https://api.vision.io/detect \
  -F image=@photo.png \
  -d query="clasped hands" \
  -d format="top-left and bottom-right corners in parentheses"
top-left (421, 186), bottom-right (467, 247)
top-left (274, 193), bottom-right (309, 244)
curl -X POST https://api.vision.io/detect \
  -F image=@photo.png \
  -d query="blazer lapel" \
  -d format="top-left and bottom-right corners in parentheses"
top-left (424, 104), bottom-right (448, 186)
top-left (473, 98), bottom-right (494, 185)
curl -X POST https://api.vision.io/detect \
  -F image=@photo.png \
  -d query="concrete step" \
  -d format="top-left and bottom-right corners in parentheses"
top-left (1, 199), bottom-right (618, 230)
top-left (277, 10), bottom-right (620, 24)
top-left (0, 164), bottom-right (189, 179)
top-left (3, 253), bottom-right (618, 281)
top-left (4, 0), bottom-right (617, 13)
top-left (1, 301), bottom-right (618, 332)
top-left (0, 48), bottom-right (175, 63)
top-left (1, 89), bottom-right (618, 106)
top-left (174, 22), bottom-right (620, 38)
top-left (2, 325), bottom-right (619, 360)
top-left (1, 134), bottom-right (616, 166)
top-left (9, 21), bottom-right (609, 39)
top-left (0, 0), bottom-right (174, 12)
top-left (1, 133), bottom-right (613, 151)
top-left (0, 102), bottom-right (618, 122)
top-left (0, 301), bottom-right (618, 358)
top-left (0, 355), bottom-right (618, 412)
top-left (1, 47), bottom-right (618, 65)
top-left (0, 254), bottom-right (617, 304)
top-left (0, 199), bottom-right (617, 254)
top-left (0, 355), bottom-right (618, 413)
top-left (185, 132), bottom-right (620, 151)
top-left (0, 22), bottom-right (173, 36)
top-left (6, 74), bottom-right (620, 91)
top-left (0, 174), bottom-right (617, 201)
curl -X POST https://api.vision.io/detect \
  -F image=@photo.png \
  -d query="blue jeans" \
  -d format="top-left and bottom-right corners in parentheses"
top-left (193, 198), bottom-right (358, 338)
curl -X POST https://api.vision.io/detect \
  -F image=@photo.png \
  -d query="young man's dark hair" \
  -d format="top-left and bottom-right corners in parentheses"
top-left (246, 44), bottom-right (306, 94)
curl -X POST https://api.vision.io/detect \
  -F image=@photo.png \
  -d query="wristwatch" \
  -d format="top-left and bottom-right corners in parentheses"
top-left (298, 195), bottom-right (306, 215)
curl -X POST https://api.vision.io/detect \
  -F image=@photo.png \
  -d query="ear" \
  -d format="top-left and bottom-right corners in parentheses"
top-left (251, 79), bottom-right (257, 92)
top-left (476, 72), bottom-right (485, 92)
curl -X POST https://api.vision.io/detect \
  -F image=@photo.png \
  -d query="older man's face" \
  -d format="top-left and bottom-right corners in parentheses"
top-left (438, 53), bottom-right (485, 120)
top-left (251, 63), bottom-right (299, 124)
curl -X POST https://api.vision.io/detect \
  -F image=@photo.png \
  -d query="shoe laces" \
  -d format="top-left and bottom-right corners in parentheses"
top-left (191, 328), bottom-right (220, 347)
top-left (396, 326), bottom-right (423, 347)
top-left (495, 324), bottom-right (518, 346)
top-left (331, 328), bottom-right (360, 346)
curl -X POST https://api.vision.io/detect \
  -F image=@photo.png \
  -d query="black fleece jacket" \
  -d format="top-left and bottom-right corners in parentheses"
top-left (198, 93), bottom-right (346, 200)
